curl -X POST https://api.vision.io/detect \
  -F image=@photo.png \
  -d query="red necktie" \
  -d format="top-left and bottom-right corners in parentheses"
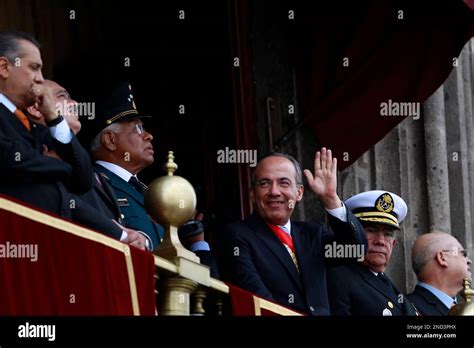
top-left (267, 223), bottom-right (295, 253)
top-left (14, 109), bottom-right (31, 131)
top-left (267, 223), bottom-right (299, 271)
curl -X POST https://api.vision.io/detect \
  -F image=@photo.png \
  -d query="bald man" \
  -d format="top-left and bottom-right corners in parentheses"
top-left (27, 79), bottom-right (81, 134)
top-left (407, 231), bottom-right (472, 315)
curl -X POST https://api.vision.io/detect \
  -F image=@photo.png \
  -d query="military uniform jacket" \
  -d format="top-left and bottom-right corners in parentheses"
top-left (407, 285), bottom-right (450, 316)
top-left (327, 262), bottom-right (417, 316)
top-left (94, 163), bottom-right (164, 249)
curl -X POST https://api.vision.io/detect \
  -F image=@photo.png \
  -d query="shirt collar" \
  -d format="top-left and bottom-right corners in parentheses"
top-left (0, 93), bottom-right (17, 113)
top-left (95, 160), bottom-right (135, 182)
top-left (278, 220), bottom-right (292, 235)
top-left (418, 282), bottom-right (456, 309)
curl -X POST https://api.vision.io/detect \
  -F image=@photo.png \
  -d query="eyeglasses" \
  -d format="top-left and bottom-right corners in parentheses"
top-left (365, 227), bottom-right (396, 240)
top-left (133, 123), bottom-right (145, 135)
top-left (441, 249), bottom-right (468, 257)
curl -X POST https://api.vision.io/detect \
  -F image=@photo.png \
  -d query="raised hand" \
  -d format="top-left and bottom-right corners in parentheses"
top-left (303, 148), bottom-right (341, 210)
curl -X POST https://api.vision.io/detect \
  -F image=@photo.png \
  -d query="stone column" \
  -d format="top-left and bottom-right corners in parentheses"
top-left (444, 51), bottom-right (472, 248)
top-left (423, 85), bottom-right (451, 233)
top-left (397, 115), bottom-right (429, 292)
top-left (460, 45), bottom-right (474, 256)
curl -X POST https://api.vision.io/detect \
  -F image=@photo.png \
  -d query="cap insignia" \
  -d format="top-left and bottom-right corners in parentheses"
top-left (375, 193), bottom-right (394, 213)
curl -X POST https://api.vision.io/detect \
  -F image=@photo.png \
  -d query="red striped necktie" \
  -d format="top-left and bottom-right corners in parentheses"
top-left (267, 223), bottom-right (299, 271)
top-left (267, 223), bottom-right (295, 253)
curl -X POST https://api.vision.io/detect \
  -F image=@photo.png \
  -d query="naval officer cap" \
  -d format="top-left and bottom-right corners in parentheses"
top-left (344, 190), bottom-right (408, 229)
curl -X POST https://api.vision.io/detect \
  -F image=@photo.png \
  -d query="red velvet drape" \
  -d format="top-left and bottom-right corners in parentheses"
top-left (0, 196), bottom-right (155, 315)
top-left (293, 0), bottom-right (474, 169)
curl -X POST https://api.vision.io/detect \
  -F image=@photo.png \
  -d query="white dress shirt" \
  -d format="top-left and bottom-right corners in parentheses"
top-left (0, 93), bottom-right (72, 144)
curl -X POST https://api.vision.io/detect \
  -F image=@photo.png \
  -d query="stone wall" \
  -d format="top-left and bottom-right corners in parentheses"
top-left (338, 39), bottom-right (474, 292)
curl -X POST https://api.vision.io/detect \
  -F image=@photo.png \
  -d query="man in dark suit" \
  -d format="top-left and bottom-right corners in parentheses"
top-left (407, 231), bottom-right (472, 315)
top-left (26, 79), bottom-right (147, 249)
top-left (220, 149), bottom-right (367, 315)
top-left (0, 31), bottom-right (92, 218)
top-left (327, 190), bottom-right (417, 315)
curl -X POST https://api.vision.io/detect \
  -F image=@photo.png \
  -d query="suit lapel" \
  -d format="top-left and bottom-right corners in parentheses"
top-left (1, 104), bottom-right (37, 143)
top-left (92, 167), bottom-right (121, 217)
top-left (29, 122), bottom-right (44, 144)
top-left (248, 214), bottom-right (302, 291)
top-left (292, 223), bottom-right (313, 291)
top-left (95, 164), bottom-right (145, 205)
top-left (357, 264), bottom-right (401, 309)
top-left (416, 286), bottom-right (450, 315)
top-left (113, 176), bottom-right (145, 204)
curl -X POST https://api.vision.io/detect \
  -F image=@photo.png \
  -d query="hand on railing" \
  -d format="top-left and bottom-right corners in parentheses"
top-left (124, 229), bottom-right (147, 250)
top-left (113, 220), bottom-right (148, 250)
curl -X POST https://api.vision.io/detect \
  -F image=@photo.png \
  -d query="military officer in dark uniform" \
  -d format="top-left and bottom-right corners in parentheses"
top-left (87, 82), bottom-right (164, 250)
top-left (327, 190), bottom-right (417, 315)
top-left (88, 82), bottom-right (214, 258)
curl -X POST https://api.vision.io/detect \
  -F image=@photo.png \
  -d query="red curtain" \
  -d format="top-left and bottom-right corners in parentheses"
top-left (293, 0), bottom-right (474, 169)
top-left (0, 196), bottom-right (155, 315)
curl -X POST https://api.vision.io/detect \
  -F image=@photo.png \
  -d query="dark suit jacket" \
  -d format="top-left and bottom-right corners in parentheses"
top-left (220, 210), bottom-right (367, 315)
top-left (94, 164), bottom-right (164, 249)
top-left (80, 172), bottom-right (122, 221)
top-left (68, 171), bottom-right (125, 239)
top-left (327, 263), bottom-right (417, 316)
top-left (0, 104), bottom-right (92, 218)
top-left (406, 285), bottom-right (450, 316)
top-left (195, 249), bottom-right (220, 279)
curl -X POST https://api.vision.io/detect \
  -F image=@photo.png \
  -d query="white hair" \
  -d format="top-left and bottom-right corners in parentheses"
top-left (90, 122), bottom-right (122, 156)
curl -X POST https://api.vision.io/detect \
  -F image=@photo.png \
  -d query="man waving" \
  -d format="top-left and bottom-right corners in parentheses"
top-left (220, 148), bottom-right (367, 315)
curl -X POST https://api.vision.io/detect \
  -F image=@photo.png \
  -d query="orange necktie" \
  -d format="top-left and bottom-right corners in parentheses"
top-left (14, 109), bottom-right (31, 131)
